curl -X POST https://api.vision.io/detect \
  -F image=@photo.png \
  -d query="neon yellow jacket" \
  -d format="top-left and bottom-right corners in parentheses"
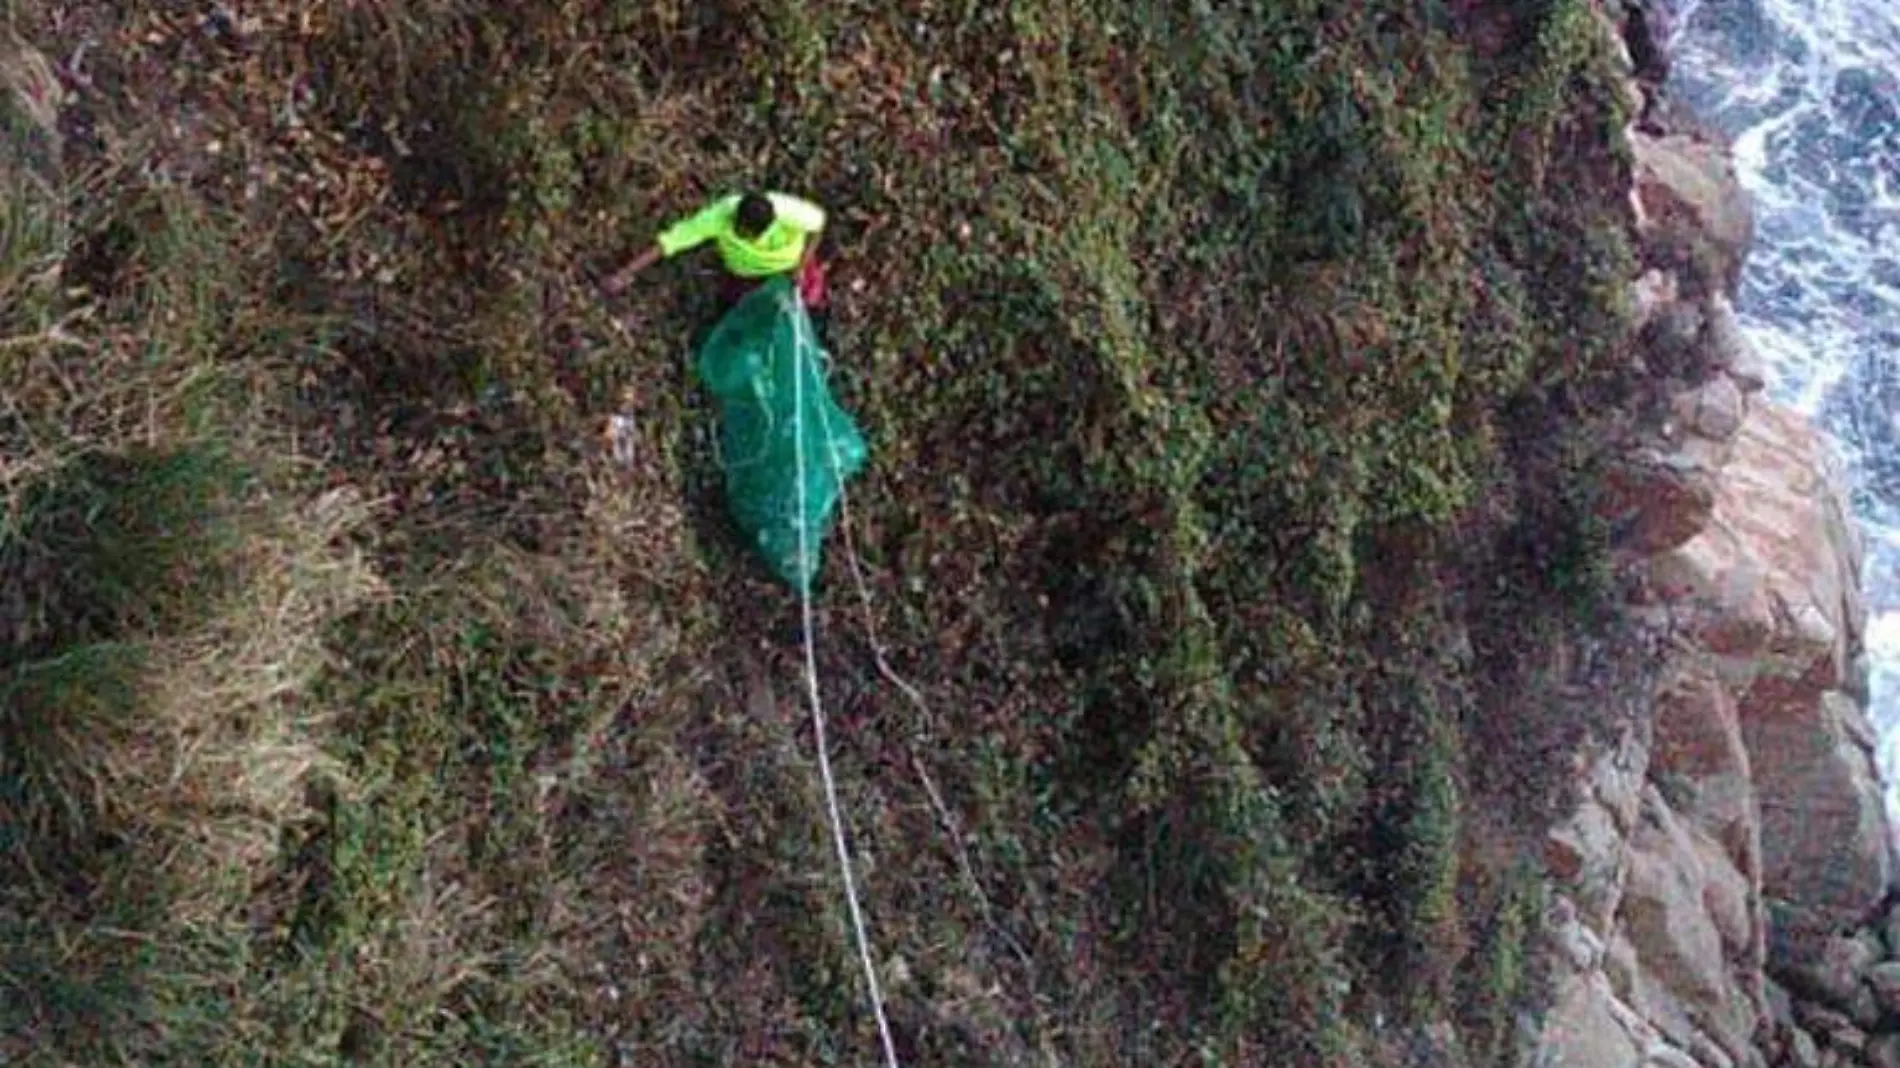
top-left (656, 192), bottom-right (827, 278)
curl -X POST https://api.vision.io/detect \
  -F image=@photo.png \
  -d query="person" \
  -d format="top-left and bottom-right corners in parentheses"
top-left (604, 189), bottom-right (829, 310)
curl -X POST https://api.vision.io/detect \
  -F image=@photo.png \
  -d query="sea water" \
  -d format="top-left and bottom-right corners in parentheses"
top-left (1665, 0), bottom-right (1900, 810)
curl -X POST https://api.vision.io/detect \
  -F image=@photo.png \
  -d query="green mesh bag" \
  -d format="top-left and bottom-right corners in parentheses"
top-left (694, 275), bottom-right (869, 593)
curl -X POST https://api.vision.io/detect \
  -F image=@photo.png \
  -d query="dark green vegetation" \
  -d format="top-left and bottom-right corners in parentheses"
top-left (2, 0), bottom-right (1644, 1064)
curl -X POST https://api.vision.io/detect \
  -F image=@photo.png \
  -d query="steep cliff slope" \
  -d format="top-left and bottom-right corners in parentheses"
top-left (2, 1), bottom-right (1864, 1066)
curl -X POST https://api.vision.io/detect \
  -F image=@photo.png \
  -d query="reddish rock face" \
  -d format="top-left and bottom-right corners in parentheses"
top-left (1630, 128), bottom-right (1757, 291)
top-left (1656, 398), bottom-right (1883, 938)
top-left (1540, 382), bottom-right (1880, 1068)
top-left (1600, 446), bottom-right (1722, 555)
top-left (1652, 666), bottom-right (1746, 781)
top-left (1650, 402), bottom-right (1861, 687)
top-left (1744, 683), bottom-right (1890, 936)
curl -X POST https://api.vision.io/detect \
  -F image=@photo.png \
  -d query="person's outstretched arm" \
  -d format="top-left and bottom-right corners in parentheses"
top-left (603, 245), bottom-right (662, 293)
top-left (603, 195), bottom-right (739, 293)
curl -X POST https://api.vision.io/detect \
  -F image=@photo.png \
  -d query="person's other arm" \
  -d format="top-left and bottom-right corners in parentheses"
top-left (772, 194), bottom-right (827, 267)
top-left (770, 193), bottom-right (826, 237)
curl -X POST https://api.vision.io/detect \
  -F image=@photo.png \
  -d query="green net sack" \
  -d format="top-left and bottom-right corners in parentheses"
top-left (694, 275), bottom-right (869, 593)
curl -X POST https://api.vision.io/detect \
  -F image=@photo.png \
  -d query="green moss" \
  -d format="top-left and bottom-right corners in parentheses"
top-left (1396, 706), bottom-right (1468, 1021)
top-left (1462, 859), bottom-right (1551, 1066)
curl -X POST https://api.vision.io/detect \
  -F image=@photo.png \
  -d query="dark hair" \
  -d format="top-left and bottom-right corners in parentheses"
top-left (734, 192), bottom-right (776, 239)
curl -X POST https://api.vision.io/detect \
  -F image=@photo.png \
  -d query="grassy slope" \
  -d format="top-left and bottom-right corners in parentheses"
top-left (2, 0), bottom-right (1641, 1065)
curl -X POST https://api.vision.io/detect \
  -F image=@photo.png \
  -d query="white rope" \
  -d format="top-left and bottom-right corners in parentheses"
top-left (791, 285), bottom-right (1046, 1039)
top-left (786, 287), bottom-right (902, 1068)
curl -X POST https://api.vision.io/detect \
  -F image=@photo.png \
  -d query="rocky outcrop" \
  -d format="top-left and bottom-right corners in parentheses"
top-left (1535, 383), bottom-right (1886, 1067)
top-left (1629, 129), bottom-right (1756, 294)
top-left (1526, 2), bottom-right (1894, 1067)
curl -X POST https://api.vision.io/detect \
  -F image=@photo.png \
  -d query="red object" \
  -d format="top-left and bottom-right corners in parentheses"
top-left (795, 256), bottom-right (828, 310)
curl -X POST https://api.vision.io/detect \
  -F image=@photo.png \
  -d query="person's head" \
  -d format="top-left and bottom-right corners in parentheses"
top-left (734, 192), bottom-right (776, 239)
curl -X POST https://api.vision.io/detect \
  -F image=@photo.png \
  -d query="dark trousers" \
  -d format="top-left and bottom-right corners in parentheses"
top-left (716, 262), bottom-right (830, 336)
top-left (717, 258), bottom-right (827, 309)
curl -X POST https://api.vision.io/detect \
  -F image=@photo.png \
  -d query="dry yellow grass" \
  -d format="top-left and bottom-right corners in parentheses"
top-left (130, 486), bottom-right (382, 918)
